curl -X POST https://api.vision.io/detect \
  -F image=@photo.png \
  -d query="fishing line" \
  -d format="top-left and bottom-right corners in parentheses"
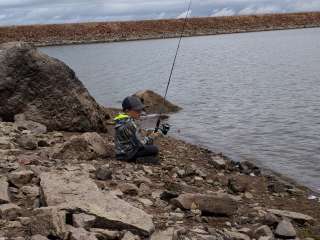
top-left (155, 0), bottom-right (192, 131)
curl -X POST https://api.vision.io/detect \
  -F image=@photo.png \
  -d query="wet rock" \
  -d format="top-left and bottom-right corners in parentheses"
top-left (151, 228), bottom-right (174, 240)
top-left (67, 226), bottom-right (98, 240)
top-left (122, 231), bottom-right (141, 240)
top-left (238, 161), bottom-right (261, 176)
top-left (8, 170), bottom-right (34, 188)
top-left (31, 235), bottom-right (49, 240)
top-left (134, 90), bottom-right (182, 114)
top-left (90, 228), bottom-right (121, 240)
top-left (53, 132), bottom-right (111, 160)
top-left (267, 209), bottom-right (314, 223)
top-left (73, 213), bottom-right (96, 229)
top-left (275, 219), bottom-right (296, 238)
top-left (119, 183), bottom-right (139, 196)
top-left (0, 42), bottom-right (109, 131)
top-left (30, 207), bottom-right (67, 238)
top-left (95, 165), bottom-right (113, 180)
top-left (171, 193), bottom-right (238, 216)
top-left (40, 170), bottom-right (155, 236)
top-left (209, 156), bottom-right (227, 169)
top-left (0, 203), bottom-right (22, 220)
top-left (0, 176), bottom-right (10, 203)
top-left (253, 225), bottom-right (274, 239)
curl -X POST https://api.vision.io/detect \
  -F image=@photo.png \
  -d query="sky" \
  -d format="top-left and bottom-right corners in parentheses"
top-left (0, 0), bottom-right (320, 26)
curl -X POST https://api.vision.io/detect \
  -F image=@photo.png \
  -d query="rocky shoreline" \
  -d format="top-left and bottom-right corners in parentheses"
top-left (1, 12), bottom-right (320, 47)
top-left (1, 42), bottom-right (320, 239)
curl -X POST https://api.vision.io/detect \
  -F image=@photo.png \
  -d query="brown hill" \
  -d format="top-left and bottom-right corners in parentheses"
top-left (0, 12), bottom-right (320, 46)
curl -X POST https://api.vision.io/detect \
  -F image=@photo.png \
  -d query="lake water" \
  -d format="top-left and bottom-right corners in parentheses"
top-left (41, 28), bottom-right (320, 192)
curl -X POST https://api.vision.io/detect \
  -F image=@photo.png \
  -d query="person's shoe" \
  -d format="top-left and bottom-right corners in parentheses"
top-left (135, 156), bottom-right (160, 165)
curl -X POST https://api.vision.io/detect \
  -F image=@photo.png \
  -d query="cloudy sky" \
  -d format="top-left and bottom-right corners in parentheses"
top-left (0, 0), bottom-right (320, 26)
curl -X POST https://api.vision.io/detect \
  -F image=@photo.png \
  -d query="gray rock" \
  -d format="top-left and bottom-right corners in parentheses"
top-left (31, 235), bottom-right (49, 240)
top-left (209, 156), bottom-right (226, 169)
top-left (263, 213), bottom-right (280, 226)
top-left (67, 226), bottom-right (98, 240)
top-left (138, 198), bottom-right (153, 207)
top-left (16, 134), bottom-right (38, 150)
top-left (119, 183), bottom-right (139, 196)
top-left (73, 213), bottom-right (96, 229)
top-left (90, 228), bottom-right (120, 240)
top-left (95, 165), bottom-right (113, 180)
top-left (171, 193), bottom-right (238, 216)
top-left (14, 115), bottom-right (47, 135)
top-left (134, 90), bottom-right (181, 114)
top-left (0, 176), bottom-right (10, 203)
top-left (122, 231), bottom-right (141, 240)
top-left (0, 136), bottom-right (13, 150)
top-left (20, 185), bottom-right (40, 199)
top-left (224, 230), bottom-right (250, 240)
top-left (254, 225), bottom-right (274, 239)
top-left (0, 42), bottom-right (109, 131)
top-left (30, 207), bottom-right (67, 239)
top-left (151, 228), bottom-right (174, 240)
top-left (8, 170), bottom-right (34, 188)
top-left (0, 221), bottom-right (26, 238)
top-left (268, 209), bottom-right (314, 223)
top-left (0, 203), bottom-right (22, 220)
top-left (40, 170), bottom-right (155, 236)
top-left (275, 220), bottom-right (296, 238)
top-left (53, 132), bottom-right (112, 160)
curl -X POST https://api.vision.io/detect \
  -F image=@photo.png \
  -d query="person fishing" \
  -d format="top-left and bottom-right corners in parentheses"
top-left (114, 96), bottom-right (168, 164)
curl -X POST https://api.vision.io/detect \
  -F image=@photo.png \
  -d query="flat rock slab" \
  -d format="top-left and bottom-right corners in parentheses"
top-left (267, 209), bottom-right (314, 223)
top-left (40, 170), bottom-right (154, 236)
top-left (172, 193), bottom-right (238, 216)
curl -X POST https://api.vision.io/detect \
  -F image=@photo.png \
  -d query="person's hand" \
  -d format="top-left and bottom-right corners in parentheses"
top-left (149, 131), bottom-right (163, 139)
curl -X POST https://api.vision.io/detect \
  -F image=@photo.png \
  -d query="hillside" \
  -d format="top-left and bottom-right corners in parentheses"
top-left (0, 12), bottom-right (320, 46)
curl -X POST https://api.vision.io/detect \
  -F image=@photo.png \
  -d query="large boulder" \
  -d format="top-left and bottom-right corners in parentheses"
top-left (0, 42), bottom-right (109, 132)
top-left (40, 170), bottom-right (155, 236)
top-left (134, 90), bottom-right (181, 114)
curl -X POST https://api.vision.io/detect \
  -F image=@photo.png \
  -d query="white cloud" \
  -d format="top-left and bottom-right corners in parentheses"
top-left (0, 0), bottom-right (320, 26)
top-left (211, 8), bottom-right (236, 17)
top-left (156, 12), bottom-right (166, 19)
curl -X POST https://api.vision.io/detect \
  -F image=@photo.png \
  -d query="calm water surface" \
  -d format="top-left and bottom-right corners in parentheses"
top-left (41, 28), bottom-right (320, 192)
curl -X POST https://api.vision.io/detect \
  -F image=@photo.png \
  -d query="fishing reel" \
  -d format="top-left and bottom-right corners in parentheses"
top-left (155, 123), bottom-right (171, 135)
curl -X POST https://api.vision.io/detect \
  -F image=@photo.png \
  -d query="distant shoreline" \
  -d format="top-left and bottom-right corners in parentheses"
top-left (1, 12), bottom-right (319, 47)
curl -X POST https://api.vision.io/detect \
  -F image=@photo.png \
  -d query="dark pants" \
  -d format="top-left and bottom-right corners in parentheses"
top-left (116, 145), bottom-right (159, 162)
top-left (134, 145), bottom-right (159, 159)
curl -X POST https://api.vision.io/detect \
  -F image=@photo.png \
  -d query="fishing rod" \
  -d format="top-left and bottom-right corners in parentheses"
top-left (155, 0), bottom-right (192, 132)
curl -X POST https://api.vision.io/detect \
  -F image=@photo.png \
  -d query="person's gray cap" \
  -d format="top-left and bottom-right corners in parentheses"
top-left (122, 96), bottom-right (144, 111)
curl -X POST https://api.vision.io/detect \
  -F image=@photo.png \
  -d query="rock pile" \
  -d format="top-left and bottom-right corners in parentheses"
top-left (0, 120), bottom-right (319, 239)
